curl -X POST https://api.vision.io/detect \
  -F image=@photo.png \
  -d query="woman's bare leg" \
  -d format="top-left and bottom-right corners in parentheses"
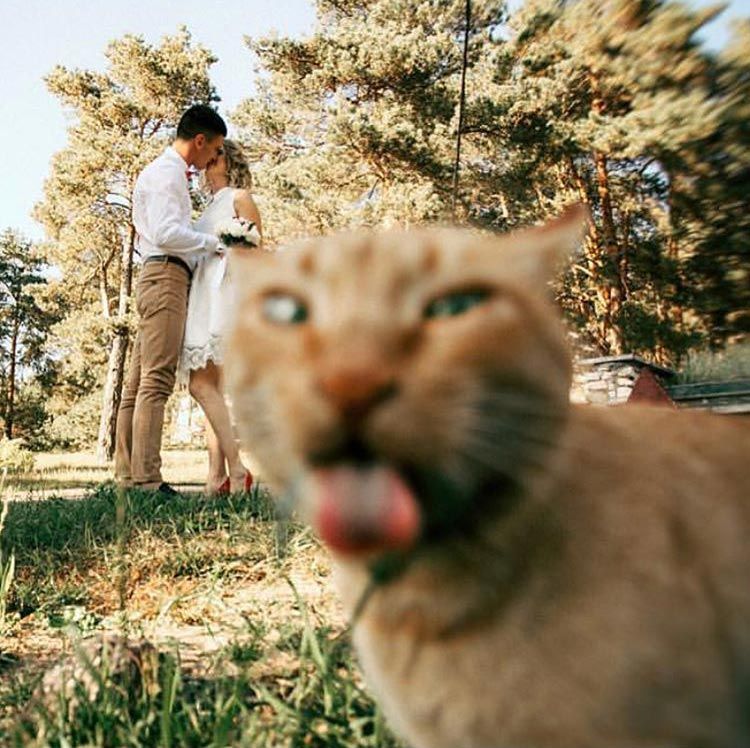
top-left (204, 418), bottom-right (227, 494)
top-left (189, 362), bottom-right (246, 491)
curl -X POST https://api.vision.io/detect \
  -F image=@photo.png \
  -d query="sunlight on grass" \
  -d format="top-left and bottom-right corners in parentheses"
top-left (9, 450), bottom-right (213, 496)
top-left (0, 476), bottom-right (401, 747)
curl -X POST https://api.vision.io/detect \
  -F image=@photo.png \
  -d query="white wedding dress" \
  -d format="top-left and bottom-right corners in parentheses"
top-left (178, 187), bottom-right (237, 381)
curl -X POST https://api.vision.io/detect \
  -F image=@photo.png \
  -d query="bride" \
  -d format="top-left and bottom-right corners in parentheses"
top-left (179, 139), bottom-right (262, 495)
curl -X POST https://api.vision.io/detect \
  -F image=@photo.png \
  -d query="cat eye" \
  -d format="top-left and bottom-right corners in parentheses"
top-left (262, 293), bottom-right (309, 325)
top-left (424, 289), bottom-right (491, 319)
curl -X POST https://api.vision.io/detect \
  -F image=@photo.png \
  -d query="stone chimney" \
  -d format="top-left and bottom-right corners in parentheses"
top-left (571, 355), bottom-right (676, 406)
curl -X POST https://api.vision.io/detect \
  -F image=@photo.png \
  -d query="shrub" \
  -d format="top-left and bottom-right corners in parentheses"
top-left (0, 438), bottom-right (35, 474)
top-left (677, 341), bottom-right (750, 383)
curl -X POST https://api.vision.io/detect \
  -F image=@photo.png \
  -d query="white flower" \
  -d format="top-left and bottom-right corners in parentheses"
top-left (216, 217), bottom-right (261, 247)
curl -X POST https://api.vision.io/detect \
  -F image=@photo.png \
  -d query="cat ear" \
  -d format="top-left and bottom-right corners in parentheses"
top-left (503, 204), bottom-right (589, 284)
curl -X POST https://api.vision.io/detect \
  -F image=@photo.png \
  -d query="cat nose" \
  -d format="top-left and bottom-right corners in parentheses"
top-left (318, 367), bottom-right (398, 421)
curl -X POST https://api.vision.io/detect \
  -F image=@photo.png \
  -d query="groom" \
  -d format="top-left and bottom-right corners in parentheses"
top-left (115, 104), bottom-right (227, 496)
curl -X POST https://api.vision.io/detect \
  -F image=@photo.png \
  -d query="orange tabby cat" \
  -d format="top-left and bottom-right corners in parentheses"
top-left (224, 207), bottom-right (750, 748)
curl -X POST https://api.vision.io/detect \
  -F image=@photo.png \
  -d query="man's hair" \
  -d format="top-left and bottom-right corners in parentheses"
top-left (176, 104), bottom-right (227, 140)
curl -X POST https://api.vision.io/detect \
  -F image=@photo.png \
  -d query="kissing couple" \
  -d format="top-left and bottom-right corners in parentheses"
top-left (115, 104), bottom-right (262, 498)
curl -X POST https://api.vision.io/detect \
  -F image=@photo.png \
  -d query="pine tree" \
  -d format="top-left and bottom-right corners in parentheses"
top-left (467, 0), bottom-right (737, 360)
top-left (233, 0), bottom-right (506, 241)
top-left (676, 19), bottom-right (750, 347)
top-left (0, 230), bottom-right (58, 440)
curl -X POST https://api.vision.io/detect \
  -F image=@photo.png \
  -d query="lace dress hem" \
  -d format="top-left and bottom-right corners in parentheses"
top-left (177, 335), bottom-right (224, 385)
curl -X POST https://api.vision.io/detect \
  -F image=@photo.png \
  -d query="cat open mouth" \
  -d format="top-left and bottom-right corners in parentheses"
top-left (305, 436), bottom-right (502, 559)
top-left (304, 437), bottom-right (420, 555)
top-left (307, 462), bottom-right (422, 557)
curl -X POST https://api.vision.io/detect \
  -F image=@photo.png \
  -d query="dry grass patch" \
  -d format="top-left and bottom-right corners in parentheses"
top-left (8, 450), bottom-right (211, 498)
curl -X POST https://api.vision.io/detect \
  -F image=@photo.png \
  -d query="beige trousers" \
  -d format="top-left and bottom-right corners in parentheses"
top-left (115, 260), bottom-right (190, 488)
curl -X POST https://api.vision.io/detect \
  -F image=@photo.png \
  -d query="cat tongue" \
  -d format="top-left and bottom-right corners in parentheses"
top-left (309, 465), bottom-right (421, 556)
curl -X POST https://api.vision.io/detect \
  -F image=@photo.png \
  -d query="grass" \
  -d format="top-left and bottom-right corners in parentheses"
top-left (8, 450), bottom-right (212, 495)
top-left (0, 487), bottom-right (16, 638)
top-left (0, 454), bottom-right (403, 747)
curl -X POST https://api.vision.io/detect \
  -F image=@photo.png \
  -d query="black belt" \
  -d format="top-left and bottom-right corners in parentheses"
top-left (143, 254), bottom-right (192, 279)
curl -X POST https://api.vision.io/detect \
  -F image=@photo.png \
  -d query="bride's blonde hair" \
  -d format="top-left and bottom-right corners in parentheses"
top-left (201, 138), bottom-right (253, 192)
top-left (222, 139), bottom-right (253, 189)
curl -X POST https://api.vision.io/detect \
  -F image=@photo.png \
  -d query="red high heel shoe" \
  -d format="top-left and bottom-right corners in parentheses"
top-left (221, 472), bottom-right (254, 494)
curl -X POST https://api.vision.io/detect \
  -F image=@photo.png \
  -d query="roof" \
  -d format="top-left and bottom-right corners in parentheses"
top-left (665, 379), bottom-right (750, 414)
top-left (578, 354), bottom-right (676, 379)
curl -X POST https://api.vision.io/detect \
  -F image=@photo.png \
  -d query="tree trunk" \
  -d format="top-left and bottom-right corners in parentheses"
top-left (450, 0), bottom-right (471, 221)
top-left (5, 315), bottom-right (19, 439)
top-left (565, 155), bottom-right (600, 256)
top-left (620, 210), bottom-right (631, 301)
top-left (497, 192), bottom-right (510, 221)
top-left (593, 150), bottom-right (624, 353)
top-left (666, 187), bottom-right (684, 333)
top-left (565, 155), bottom-right (609, 352)
top-left (566, 156), bottom-right (590, 205)
top-left (96, 225), bottom-right (135, 463)
top-left (100, 267), bottom-right (111, 320)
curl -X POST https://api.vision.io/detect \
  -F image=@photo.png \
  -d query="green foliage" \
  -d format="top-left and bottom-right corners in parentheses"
top-left (0, 495), bottom-right (16, 637)
top-left (677, 342), bottom-right (750, 384)
top-left (0, 440), bottom-right (35, 476)
top-left (7, 382), bottom-right (55, 452)
top-left (678, 20), bottom-right (750, 347)
top-left (45, 389), bottom-right (105, 451)
top-left (30, 4), bottom-right (750, 435)
top-left (462, 0), bottom-right (747, 359)
top-left (42, 308), bottom-right (117, 450)
top-left (0, 231), bottom-right (59, 443)
top-left (233, 0), bottom-right (507, 241)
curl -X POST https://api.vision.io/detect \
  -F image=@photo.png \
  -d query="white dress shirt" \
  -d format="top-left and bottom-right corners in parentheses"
top-left (132, 146), bottom-right (220, 269)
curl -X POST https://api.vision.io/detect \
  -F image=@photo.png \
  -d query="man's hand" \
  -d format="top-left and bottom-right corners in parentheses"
top-left (204, 235), bottom-right (225, 255)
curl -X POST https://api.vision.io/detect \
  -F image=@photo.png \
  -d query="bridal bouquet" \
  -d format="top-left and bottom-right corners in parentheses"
top-left (216, 217), bottom-right (262, 249)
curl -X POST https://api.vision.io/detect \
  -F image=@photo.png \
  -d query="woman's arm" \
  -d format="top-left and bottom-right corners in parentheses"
top-left (233, 189), bottom-right (263, 242)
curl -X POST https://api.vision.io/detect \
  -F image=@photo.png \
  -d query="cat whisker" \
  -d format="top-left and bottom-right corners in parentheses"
top-left (453, 439), bottom-right (544, 478)
top-left (472, 388), bottom-right (565, 403)
top-left (457, 422), bottom-right (587, 471)
top-left (466, 417), bottom-right (566, 437)
top-left (460, 428), bottom-right (591, 467)
top-left (461, 435), bottom-right (589, 475)
top-left (465, 410), bottom-right (567, 430)
top-left (463, 425), bottom-right (562, 452)
top-left (464, 411), bottom-right (563, 440)
top-left (466, 397), bottom-right (569, 422)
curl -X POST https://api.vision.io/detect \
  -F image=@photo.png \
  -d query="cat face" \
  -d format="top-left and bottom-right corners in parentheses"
top-left (225, 207), bottom-right (586, 561)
